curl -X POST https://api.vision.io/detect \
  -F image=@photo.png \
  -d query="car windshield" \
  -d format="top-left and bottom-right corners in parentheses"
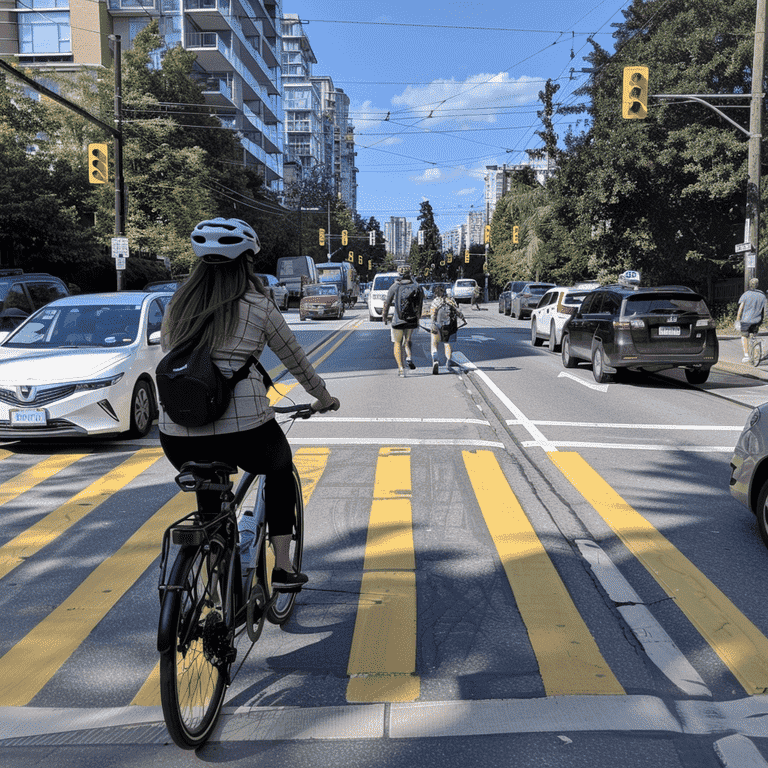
top-left (528, 284), bottom-right (552, 295)
top-left (623, 293), bottom-right (709, 316)
top-left (317, 270), bottom-right (342, 283)
top-left (4, 304), bottom-right (142, 348)
top-left (456, 280), bottom-right (474, 288)
top-left (305, 285), bottom-right (338, 296)
top-left (563, 291), bottom-right (590, 306)
top-left (373, 276), bottom-right (397, 291)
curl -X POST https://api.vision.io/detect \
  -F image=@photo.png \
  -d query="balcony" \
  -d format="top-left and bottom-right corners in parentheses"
top-left (185, 31), bottom-right (231, 71)
top-left (198, 75), bottom-right (234, 107)
top-left (108, 0), bottom-right (161, 13)
top-left (183, 0), bottom-right (231, 31)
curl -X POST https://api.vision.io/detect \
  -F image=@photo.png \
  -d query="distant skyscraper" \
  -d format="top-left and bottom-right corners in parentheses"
top-left (385, 217), bottom-right (412, 258)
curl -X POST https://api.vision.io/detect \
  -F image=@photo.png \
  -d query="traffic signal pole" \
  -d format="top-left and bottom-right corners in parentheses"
top-left (110, 35), bottom-right (126, 291)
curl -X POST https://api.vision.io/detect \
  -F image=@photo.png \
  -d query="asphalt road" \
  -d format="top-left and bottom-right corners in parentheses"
top-left (1, 302), bottom-right (767, 767)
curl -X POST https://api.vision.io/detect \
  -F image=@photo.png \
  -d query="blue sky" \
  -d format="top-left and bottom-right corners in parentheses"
top-left (285, 0), bottom-right (632, 235)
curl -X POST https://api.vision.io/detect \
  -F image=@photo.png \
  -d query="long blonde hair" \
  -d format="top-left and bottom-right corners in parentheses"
top-left (161, 255), bottom-right (269, 352)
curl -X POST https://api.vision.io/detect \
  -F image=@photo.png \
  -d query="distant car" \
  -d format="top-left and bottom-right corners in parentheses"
top-left (498, 280), bottom-right (527, 316)
top-left (560, 284), bottom-right (718, 384)
top-left (254, 273), bottom-right (289, 311)
top-left (0, 270), bottom-right (69, 332)
top-left (530, 287), bottom-right (592, 351)
top-left (452, 278), bottom-right (478, 304)
top-left (730, 405), bottom-right (768, 548)
top-left (510, 282), bottom-right (556, 319)
top-left (0, 291), bottom-right (173, 439)
top-left (300, 284), bottom-right (344, 321)
top-left (368, 272), bottom-right (399, 321)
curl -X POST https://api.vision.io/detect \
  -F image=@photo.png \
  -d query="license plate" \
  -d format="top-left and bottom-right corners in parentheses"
top-left (10, 409), bottom-right (47, 426)
top-left (658, 326), bottom-right (681, 336)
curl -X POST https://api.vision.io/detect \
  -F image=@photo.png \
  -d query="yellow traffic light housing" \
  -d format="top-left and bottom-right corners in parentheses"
top-left (341, 230), bottom-right (348, 246)
top-left (512, 226), bottom-right (519, 245)
top-left (484, 225), bottom-right (490, 244)
top-left (348, 251), bottom-right (354, 262)
top-left (622, 66), bottom-right (648, 119)
top-left (319, 228), bottom-right (325, 246)
top-left (464, 250), bottom-right (470, 264)
top-left (88, 143), bottom-right (108, 184)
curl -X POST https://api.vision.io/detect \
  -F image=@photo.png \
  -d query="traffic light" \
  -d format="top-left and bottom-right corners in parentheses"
top-left (484, 225), bottom-right (491, 244)
top-left (448, 253), bottom-right (452, 263)
top-left (341, 230), bottom-right (348, 245)
top-left (358, 254), bottom-right (363, 265)
top-left (348, 251), bottom-right (354, 262)
top-left (464, 250), bottom-right (470, 264)
top-left (369, 230), bottom-right (375, 246)
top-left (368, 259), bottom-right (372, 271)
top-left (622, 66), bottom-right (648, 119)
top-left (319, 228), bottom-right (325, 246)
top-left (512, 226), bottom-right (519, 245)
top-left (88, 143), bottom-right (108, 184)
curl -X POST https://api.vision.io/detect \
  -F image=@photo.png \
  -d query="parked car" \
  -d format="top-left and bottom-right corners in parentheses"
top-left (530, 287), bottom-right (592, 351)
top-left (0, 270), bottom-right (69, 333)
top-left (300, 284), bottom-right (344, 321)
top-left (560, 282), bottom-right (718, 384)
top-left (498, 280), bottom-right (527, 316)
top-left (510, 282), bottom-right (556, 319)
top-left (144, 280), bottom-right (183, 292)
top-left (254, 273), bottom-right (289, 311)
top-left (730, 405), bottom-right (768, 548)
top-left (452, 278), bottom-right (478, 304)
top-left (368, 272), bottom-right (399, 321)
top-left (0, 291), bottom-right (173, 439)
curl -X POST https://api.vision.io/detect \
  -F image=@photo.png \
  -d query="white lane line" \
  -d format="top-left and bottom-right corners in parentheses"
top-left (289, 438), bottom-right (505, 448)
top-left (520, 440), bottom-right (734, 452)
top-left (453, 352), bottom-right (557, 452)
top-left (558, 371), bottom-right (609, 392)
top-left (508, 420), bottom-right (743, 432)
top-left (306, 418), bottom-right (490, 425)
top-left (714, 734), bottom-right (768, 768)
top-left (575, 539), bottom-right (711, 698)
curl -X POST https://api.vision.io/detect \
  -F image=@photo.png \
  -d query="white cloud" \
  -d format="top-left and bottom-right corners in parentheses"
top-left (409, 165), bottom-right (487, 185)
top-left (455, 188), bottom-right (476, 196)
top-left (412, 168), bottom-right (442, 183)
top-left (390, 73), bottom-right (540, 127)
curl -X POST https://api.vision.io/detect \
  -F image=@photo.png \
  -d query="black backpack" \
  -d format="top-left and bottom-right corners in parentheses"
top-left (395, 282), bottom-right (422, 324)
top-left (434, 300), bottom-right (458, 340)
top-left (156, 340), bottom-right (272, 428)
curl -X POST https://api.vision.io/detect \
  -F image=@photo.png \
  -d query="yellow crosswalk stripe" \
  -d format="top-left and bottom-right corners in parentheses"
top-left (464, 449), bottom-right (625, 696)
top-left (131, 445), bottom-right (332, 706)
top-left (0, 453), bottom-right (88, 507)
top-left (0, 450), bottom-right (13, 462)
top-left (0, 490), bottom-right (194, 706)
top-left (347, 446), bottom-right (419, 703)
top-left (0, 448), bottom-right (165, 582)
top-left (550, 451), bottom-right (768, 696)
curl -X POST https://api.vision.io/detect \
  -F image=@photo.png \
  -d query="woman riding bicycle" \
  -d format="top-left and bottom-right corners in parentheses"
top-left (158, 217), bottom-right (339, 591)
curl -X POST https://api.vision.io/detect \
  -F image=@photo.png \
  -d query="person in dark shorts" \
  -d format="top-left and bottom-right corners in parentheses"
top-left (736, 277), bottom-right (767, 362)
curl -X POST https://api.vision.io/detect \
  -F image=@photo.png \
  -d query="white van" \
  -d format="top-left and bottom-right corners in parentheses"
top-left (368, 272), bottom-right (399, 321)
top-left (276, 256), bottom-right (319, 303)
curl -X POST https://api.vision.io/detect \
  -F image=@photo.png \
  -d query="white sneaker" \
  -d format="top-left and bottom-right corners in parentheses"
top-left (743, 356), bottom-right (751, 363)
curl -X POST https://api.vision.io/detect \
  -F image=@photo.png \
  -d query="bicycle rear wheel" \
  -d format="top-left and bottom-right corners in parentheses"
top-left (159, 535), bottom-right (231, 749)
top-left (751, 339), bottom-right (763, 367)
top-left (266, 464), bottom-right (304, 625)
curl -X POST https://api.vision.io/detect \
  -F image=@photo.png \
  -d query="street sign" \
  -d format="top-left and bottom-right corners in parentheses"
top-left (115, 256), bottom-right (126, 271)
top-left (746, 252), bottom-right (756, 269)
top-left (736, 242), bottom-right (754, 253)
top-left (111, 237), bottom-right (129, 258)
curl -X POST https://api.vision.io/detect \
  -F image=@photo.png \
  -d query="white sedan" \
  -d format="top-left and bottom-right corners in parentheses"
top-left (0, 292), bottom-right (173, 439)
top-left (530, 286), bottom-right (592, 351)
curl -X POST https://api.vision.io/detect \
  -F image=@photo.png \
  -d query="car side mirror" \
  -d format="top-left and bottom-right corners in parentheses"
top-left (148, 330), bottom-right (162, 345)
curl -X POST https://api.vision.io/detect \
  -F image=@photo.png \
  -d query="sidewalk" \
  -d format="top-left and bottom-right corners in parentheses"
top-left (715, 333), bottom-right (768, 382)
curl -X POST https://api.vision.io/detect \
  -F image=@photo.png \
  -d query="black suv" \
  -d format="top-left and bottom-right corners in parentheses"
top-left (561, 285), bottom-right (718, 384)
top-left (0, 270), bottom-right (69, 331)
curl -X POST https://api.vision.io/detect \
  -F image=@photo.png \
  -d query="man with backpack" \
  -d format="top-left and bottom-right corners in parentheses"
top-left (736, 277), bottom-right (768, 362)
top-left (430, 284), bottom-right (464, 374)
top-left (382, 264), bottom-right (424, 377)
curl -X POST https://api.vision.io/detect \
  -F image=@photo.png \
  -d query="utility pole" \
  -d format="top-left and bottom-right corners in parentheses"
top-left (746, 0), bottom-right (766, 290)
top-left (110, 35), bottom-right (126, 291)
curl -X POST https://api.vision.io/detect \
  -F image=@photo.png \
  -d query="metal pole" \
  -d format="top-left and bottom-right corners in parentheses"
top-left (746, 0), bottom-right (766, 290)
top-left (110, 34), bottom-right (126, 291)
top-left (327, 198), bottom-right (331, 261)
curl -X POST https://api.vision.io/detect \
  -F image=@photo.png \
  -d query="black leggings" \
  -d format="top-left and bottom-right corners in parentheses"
top-left (159, 418), bottom-right (297, 537)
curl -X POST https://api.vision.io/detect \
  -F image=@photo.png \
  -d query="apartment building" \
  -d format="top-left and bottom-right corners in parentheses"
top-left (384, 216), bottom-right (412, 258)
top-left (1, 0), bottom-right (284, 190)
top-left (484, 157), bottom-right (553, 223)
top-left (466, 208), bottom-right (485, 247)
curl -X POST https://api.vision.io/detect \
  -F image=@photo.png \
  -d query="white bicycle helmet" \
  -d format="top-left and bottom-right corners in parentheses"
top-left (191, 218), bottom-right (261, 263)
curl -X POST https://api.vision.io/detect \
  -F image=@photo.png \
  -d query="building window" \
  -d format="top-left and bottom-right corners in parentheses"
top-left (17, 5), bottom-right (71, 54)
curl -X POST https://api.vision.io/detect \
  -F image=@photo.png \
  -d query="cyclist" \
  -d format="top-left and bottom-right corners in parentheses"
top-left (736, 277), bottom-right (767, 363)
top-left (158, 218), bottom-right (339, 591)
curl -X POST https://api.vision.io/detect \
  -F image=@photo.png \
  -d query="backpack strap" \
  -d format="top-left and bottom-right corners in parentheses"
top-left (227, 356), bottom-right (274, 391)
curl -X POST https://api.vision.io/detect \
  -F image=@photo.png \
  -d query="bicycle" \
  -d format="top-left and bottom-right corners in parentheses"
top-left (156, 402), bottom-right (334, 749)
top-left (748, 331), bottom-right (767, 367)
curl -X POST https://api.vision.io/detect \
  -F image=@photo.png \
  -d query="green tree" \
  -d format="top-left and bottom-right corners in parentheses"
top-left (410, 200), bottom-right (441, 278)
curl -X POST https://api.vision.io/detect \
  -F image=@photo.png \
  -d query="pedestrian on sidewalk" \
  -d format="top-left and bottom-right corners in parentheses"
top-left (430, 284), bottom-right (464, 374)
top-left (382, 265), bottom-right (423, 377)
top-left (471, 284), bottom-right (483, 310)
top-left (736, 277), bottom-right (767, 362)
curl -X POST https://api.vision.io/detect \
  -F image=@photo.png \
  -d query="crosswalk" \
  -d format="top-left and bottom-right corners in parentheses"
top-left (0, 437), bottom-right (766, 716)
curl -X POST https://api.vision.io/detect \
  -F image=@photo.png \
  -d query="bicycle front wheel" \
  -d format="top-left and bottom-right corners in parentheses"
top-left (159, 536), bottom-right (231, 749)
top-left (266, 464), bottom-right (305, 625)
top-left (751, 340), bottom-right (763, 367)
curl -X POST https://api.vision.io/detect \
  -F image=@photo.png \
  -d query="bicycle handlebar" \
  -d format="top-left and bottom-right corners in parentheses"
top-left (273, 401), bottom-right (340, 419)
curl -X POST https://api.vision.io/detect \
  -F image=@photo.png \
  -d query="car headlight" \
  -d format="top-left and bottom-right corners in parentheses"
top-left (748, 408), bottom-right (761, 429)
top-left (73, 373), bottom-right (124, 392)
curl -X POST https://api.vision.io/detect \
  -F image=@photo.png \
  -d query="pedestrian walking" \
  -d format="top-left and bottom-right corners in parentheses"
top-left (430, 284), bottom-right (464, 374)
top-left (471, 284), bottom-right (482, 310)
top-left (382, 264), bottom-right (424, 377)
top-left (736, 277), bottom-right (767, 362)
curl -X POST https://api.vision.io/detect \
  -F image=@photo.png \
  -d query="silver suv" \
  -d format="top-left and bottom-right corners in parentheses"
top-left (0, 270), bottom-right (69, 331)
